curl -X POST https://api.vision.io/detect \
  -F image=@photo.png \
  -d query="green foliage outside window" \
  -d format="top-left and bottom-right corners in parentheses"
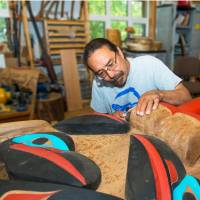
top-left (88, 1), bottom-right (146, 39)
top-left (0, 0), bottom-right (7, 9)
top-left (90, 21), bottom-right (105, 39)
top-left (111, 1), bottom-right (127, 17)
top-left (0, 0), bottom-right (7, 42)
top-left (111, 20), bottom-right (127, 40)
top-left (133, 24), bottom-right (145, 36)
top-left (0, 18), bottom-right (6, 42)
top-left (88, 0), bottom-right (105, 15)
top-left (131, 1), bottom-right (145, 17)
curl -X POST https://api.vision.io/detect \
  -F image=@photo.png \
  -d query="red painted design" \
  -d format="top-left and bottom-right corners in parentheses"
top-left (160, 102), bottom-right (178, 114)
top-left (161, 98), bottom-right (200, 121)
top-left (134, 134), bottom-right (171, 200)
top-left (0, 190), bottom-right (58, 200)
top-left (165, 160), bottom-right (178, 184)
top-left (178, 97), bottom-right (200, 115)
top-left (47, 147), bottom-right (64, 153)
top-left (10, 144), bottom-right (86, 185)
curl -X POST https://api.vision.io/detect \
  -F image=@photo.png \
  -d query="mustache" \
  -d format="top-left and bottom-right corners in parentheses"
top-left (110, 70), bottom-right (124, 83)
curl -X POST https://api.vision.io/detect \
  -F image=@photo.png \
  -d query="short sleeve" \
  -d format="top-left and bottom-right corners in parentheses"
top-left (90, 80), bottom-right (108, 113)
top-left (151, 56), bottom-right (182, 90)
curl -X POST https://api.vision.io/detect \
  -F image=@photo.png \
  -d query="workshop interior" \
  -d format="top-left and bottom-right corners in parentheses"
top-left (0, 1), bottom-right (200, 199)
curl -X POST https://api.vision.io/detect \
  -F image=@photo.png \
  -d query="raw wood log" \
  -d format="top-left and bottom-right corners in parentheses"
top-left (129, 104), bottom-right (200, 166)
top-left (155, 112), bottom-right (200, 166)
top-left (129, 104), bottom-right (172, 135)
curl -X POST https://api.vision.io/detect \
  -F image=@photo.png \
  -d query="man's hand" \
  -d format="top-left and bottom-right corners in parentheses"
top-left (135, 83), bottom-right (192, 116)
top-left (136, 90), bottom-right (162, 116)
top-left (112, 110), bottom-right (127, 120)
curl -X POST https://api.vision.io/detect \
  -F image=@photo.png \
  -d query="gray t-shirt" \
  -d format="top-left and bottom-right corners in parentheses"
top-left (91, 55), bottom-right (182, 113)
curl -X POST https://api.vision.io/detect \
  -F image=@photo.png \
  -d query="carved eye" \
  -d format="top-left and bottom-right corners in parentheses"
top-left (33, 137), bottom-right (48, 145)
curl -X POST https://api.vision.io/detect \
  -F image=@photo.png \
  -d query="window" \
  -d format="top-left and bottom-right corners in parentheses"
top-left (0, 18), bottom-right (6, 42)
top-left (131, 1), bottom-right (146, 17)
top-left (133, 24), bottom-right (146, 36)
top-left (88, 0), bottom-right (149, 40)
top-left (89, 0), bottom-right (106, 15)
top-left (0, 0), bottom-right (9, 42)
top-left (90, 21), bottom-right (105, 39)
top-left (110, 1), bottom-right (127, 17)
top-left (0, 0), bottom-right (8, 11)
top-left (111, 20), bottom-right (127, 40)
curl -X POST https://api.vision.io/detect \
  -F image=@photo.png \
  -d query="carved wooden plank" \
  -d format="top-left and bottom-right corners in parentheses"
top-left (60, 50), bottom-right (82, 111)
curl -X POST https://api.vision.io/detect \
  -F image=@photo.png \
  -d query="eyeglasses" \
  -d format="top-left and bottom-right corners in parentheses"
top-left (94, 51), bottom-right (118, 80)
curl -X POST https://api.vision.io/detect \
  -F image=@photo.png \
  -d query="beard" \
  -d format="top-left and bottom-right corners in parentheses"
top-left (110, 70), bottom-right (126, 87)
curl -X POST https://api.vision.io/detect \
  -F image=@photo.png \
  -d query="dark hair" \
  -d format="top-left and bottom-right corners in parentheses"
top-left (83, 38), bottom-right (118, 67)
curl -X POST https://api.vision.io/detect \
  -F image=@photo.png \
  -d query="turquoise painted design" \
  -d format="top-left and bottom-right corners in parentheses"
top-left (173, 175), bottom-right (200, 199)
top-left (12, 133), bottom-right (69, 151)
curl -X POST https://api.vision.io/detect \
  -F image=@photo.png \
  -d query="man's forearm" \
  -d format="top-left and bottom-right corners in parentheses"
top-left (135, 83), bottom-right (192, 116)
top-left (159, 88), bottom-right (192, 105)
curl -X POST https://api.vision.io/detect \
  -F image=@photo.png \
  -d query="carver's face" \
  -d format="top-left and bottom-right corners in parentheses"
top-left (87, 46), bottom-right (130, 87)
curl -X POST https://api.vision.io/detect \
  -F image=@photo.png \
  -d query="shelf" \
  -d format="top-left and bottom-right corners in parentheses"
top-left (157, 4), bottom-right (196, 66)
top-left (44, 19), bottom-right (89, 64)
top-left (175, 6), bottom-right (195, 57)
top-left (0, 107), bottom-right (31, 123)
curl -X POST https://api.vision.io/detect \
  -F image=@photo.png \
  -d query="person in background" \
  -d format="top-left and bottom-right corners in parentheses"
top-left (83, 38), bottom-right (192, 119)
